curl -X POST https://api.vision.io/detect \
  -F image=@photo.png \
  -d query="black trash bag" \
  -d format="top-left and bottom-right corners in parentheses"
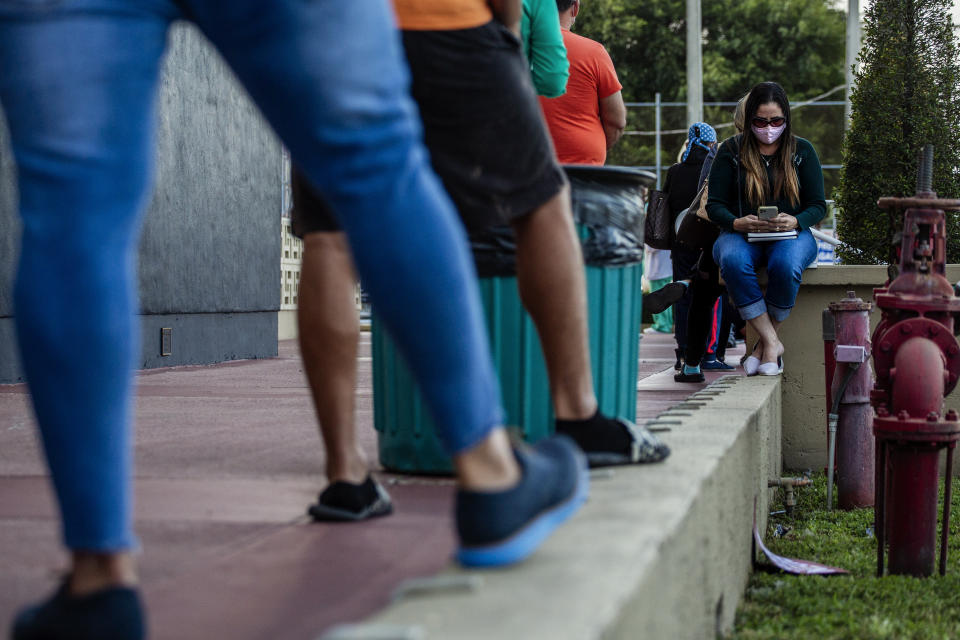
top-left (469, 165), bottom-right (655, 277)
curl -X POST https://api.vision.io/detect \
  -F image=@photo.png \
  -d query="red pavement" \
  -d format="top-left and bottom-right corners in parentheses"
top-left (0, 331), bottom-right (742, 639)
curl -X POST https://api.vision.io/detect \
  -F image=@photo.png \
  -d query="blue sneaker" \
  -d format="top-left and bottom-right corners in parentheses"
top-left (12, 581), bottom-right (145, 640)
top-left (701, 357), bottom-right (735, 371)
top-left (455, 436), bottom-right (589, 568)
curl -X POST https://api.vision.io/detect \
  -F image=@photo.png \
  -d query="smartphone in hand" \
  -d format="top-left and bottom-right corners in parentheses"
top-left (758, 206), bottom-right (778, 221)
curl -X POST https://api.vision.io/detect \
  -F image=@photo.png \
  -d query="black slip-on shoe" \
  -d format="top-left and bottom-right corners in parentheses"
top-left (644, 281), bottom-right (687, 315)
top-left (308, 475), bottom-right (393, 522)
top-left (557, 415), bottom-right (671, 467)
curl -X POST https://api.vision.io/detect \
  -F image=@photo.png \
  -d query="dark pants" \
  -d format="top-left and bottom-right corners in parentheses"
top-left (671, 246), bottom-right (700, 353)
top-left (674, 245), bottom-right (735, 367)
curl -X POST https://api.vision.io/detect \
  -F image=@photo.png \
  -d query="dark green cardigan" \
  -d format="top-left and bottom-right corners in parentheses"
top-left (706, 135), bottom-right (826, 232)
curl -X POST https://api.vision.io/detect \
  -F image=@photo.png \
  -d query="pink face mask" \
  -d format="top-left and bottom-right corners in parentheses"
top-left (752, 123), bottom-right (786, 145)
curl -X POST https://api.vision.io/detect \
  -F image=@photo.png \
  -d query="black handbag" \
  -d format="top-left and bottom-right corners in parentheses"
top-left (675, 208), bottom-right (719, 250)
top-left (674, 137), bottom-right (737, 251)
top-left (644, 189), bottom-right (671, 249)
top-left (675, 183), bottom-right (719, 250)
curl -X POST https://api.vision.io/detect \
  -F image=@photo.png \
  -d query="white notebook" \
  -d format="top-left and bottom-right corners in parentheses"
top-left (747, 231), bottom-right (798, 242)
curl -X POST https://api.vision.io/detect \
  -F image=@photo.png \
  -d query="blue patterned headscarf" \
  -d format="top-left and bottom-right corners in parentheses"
top-left (682, 122), bottom-right (717, 161)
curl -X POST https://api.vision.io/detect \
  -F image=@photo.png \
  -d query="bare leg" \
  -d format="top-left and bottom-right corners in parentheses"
top-left (297, 231), bottom-right (368, 484)
top-left (453, 428), bottom-right (521, 490)
top-left (512, 186), bottom-right (597, 420)
top-left (747, 312), bottom-right (783, 364)
top-left (69, 552), bottom-right (137, 596)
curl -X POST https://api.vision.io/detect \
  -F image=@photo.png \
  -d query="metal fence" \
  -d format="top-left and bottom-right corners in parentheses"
top-left (623, 85), bottom-right (847, 189)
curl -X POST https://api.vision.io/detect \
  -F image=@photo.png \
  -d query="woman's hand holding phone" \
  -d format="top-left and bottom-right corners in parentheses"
top-left (757, 206), bottom-right (778, 221)
top-left (734, 215), bottom-right (775, 233)
top-left (735, 208), bottom-right (798, 233)
top-left (772, 213), bottom-right (798, 232)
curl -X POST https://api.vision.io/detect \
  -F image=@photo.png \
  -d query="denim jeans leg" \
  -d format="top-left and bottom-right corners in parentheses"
top-left (764, 230), bottom-right (818, 322)
top-left (187, 0), bottom-right (503, 454)
top-left (0, 4), bottom-right (175, 550)
top-left (713, 231), bottom-right (767, 321)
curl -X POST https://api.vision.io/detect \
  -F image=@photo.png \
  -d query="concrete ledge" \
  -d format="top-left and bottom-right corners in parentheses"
top-left (325, 374), bottom-right (781, 640)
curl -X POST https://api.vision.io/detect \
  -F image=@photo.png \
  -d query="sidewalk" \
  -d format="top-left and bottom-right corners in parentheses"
top-left (0, 331), bottom-right (742, 639)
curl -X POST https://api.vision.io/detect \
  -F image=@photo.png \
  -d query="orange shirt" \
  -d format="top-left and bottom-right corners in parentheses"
top-left (393, 0), bottom-right (493, 31)
top-left (539, 29), bottom-right (622, 165)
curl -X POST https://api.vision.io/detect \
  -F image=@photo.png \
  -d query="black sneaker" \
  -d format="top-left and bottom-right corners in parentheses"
top-left (643, 281), bottom-right (687, 315)
top-left (556, 413), bottom-right (671, 467)
top-left (455, 436), bottom-right (588, 567)
top-left (12, 581), bottom-right (145, 640)
top-left (308, 475), bottom-right (393, 522)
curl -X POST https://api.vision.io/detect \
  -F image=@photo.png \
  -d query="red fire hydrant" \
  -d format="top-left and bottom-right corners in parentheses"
top-left (872, 146), bottom-right (960, 577)
top-left (827, 292), bottom-right (874, 511)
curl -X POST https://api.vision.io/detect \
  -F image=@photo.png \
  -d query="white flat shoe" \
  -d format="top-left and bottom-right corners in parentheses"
top-left (757, 357), bottom-right (783, 376)
top-left (743, 355), bottom-right (761, 376)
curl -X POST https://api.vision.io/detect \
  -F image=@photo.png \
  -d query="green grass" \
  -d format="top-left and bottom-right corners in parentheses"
top-left (732, 474), bottom-right (960, 640)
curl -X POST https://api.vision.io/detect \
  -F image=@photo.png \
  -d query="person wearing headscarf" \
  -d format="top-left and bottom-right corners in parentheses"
top-left (682, 122), bottom-right (717, 161)
top-left (643, 121), bottom-right (719, 370)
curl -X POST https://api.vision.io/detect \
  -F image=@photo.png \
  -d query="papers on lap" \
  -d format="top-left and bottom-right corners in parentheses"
top-left (747, 231), bottom-right (798, 242)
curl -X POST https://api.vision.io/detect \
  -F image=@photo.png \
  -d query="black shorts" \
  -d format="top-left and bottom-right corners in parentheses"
top-left (290, 20), bottom-right (566, 238)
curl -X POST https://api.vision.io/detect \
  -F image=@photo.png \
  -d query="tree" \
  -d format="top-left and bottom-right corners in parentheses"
top-left (576, 0), bottom-right (845, 102)
top-left (575, 0), bottom-right (847, 190)
top-left (835, 0), bottom-right (960, 265)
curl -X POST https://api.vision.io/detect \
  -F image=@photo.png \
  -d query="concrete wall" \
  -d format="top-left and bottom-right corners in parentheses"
top-left (342, 375), bottom-right (782, 640)
top-left (0, 23), bottom-right (281, 384)
top-left (0, 109), bottom-right (20, 382)
top-left (771, 264), bottom-right (960, 471)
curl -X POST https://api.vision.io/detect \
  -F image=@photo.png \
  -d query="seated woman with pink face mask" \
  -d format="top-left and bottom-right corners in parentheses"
top-left (706, 81), bottom-right (826, 376)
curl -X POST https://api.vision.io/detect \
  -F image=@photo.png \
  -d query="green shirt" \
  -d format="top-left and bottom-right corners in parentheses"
top-left (521, 0), bottom-right (569, 98)
top-left (706, 135), bottom-right (826, 232)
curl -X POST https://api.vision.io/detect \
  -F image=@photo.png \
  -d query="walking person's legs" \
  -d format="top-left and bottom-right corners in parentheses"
top-left (290, 168), bottom-right (392, 521)
top-left (1, 3), bottom-right (180, 637)
top-left (297, 231), bottom-right (366, 486)
top-left (4, 4), bottom-right (588, 637)
top-left (390, 22), bottom-right (668, 466)
top-left (190, 0), bottom-right (587, 563)
top-left (511, 187), bottom-right (596, 420)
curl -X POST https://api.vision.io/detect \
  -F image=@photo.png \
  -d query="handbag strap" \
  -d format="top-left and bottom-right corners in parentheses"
top-left (734, 135), bottom-right (743, 219)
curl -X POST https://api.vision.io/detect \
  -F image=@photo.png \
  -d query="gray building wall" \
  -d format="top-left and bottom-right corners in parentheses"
top-left (0, 23), bottom-right (281, 384)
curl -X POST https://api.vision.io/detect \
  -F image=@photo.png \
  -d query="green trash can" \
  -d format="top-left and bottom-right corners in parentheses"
top-left (373, 165), bottom-right (655, 473)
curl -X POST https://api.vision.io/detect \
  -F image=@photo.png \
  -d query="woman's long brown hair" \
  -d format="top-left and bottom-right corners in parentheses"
top-left (740, 82), bottom-right (799, 210)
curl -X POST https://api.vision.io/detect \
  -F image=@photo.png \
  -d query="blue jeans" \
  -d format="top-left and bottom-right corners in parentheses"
top-left (0, 0), bottom-right (503, 551)
top-left (712, 230), bottom-right (817, 322)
